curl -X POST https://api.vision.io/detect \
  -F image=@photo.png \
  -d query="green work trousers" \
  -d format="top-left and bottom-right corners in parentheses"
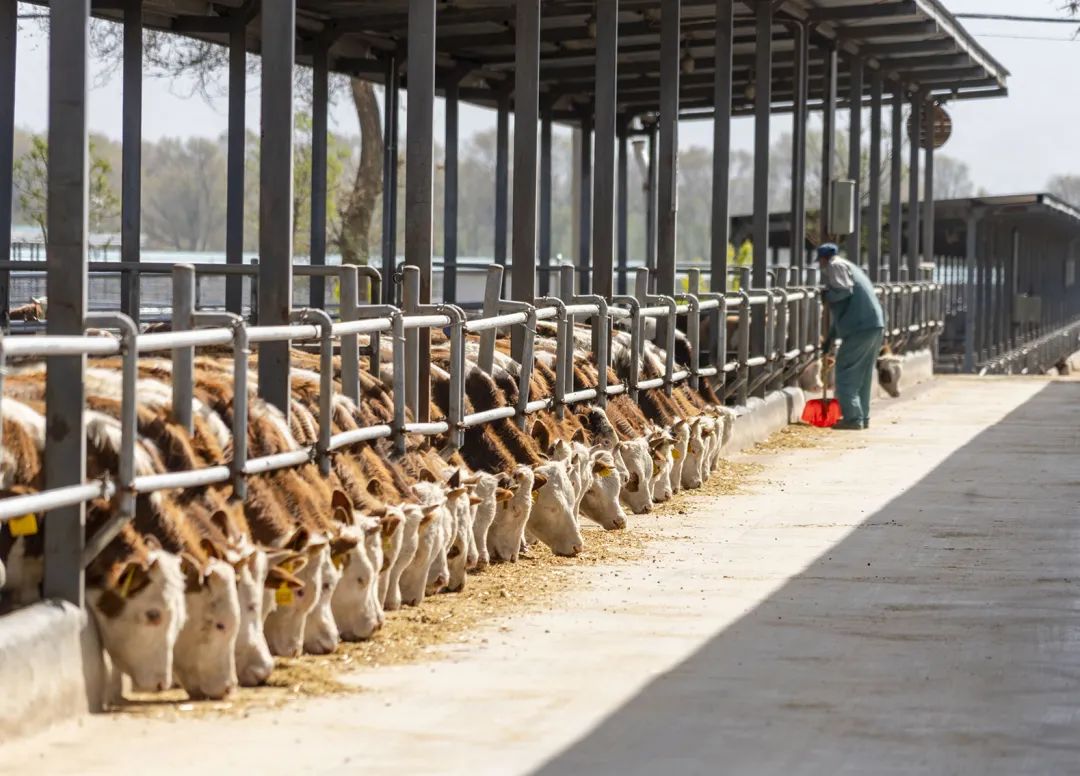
top-left (835, 327), bottom-right (884, 426)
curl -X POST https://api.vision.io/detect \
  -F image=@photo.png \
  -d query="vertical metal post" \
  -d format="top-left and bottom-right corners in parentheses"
top-left (407, 0), bottom-right (436, 419)
top-left (257, 0), bottom-right (295, 416)
top-left (539, 114), bottom-right (553, 297)
top-left (339, 265), bottom-right (360, 404)
top-left (1007, 228), bottom-right (1018, 350)
top-left (656, 0), bottom-right (680, 303)
top-left (44, 0), bottom-right (89, 606)
top-left (592, 0), bottom-right (618, 300)
top-left (381, 55), bottom-right (399, 302)
top-left (402, 265), bottom-right (420, 417)
top-left (820, 46), bottom-right (837, 240)
top-left (846, 56), bottom-right (863, 263)
top-left (444, 80), bottom-right (460, 304)
top-left (889, 84), bottom-right (903, 284)
top-left (963, 211), bottom-right (978, 373)
top-left (646, 125), bottom-right (658, 276)
top-left (578, 115), bottom-right (593, 294)
top-left (908, 94), bottom-right (922, 278)
top-left (120, 0), bottom-right (142, 321)
top-left (495, 92), bottom-right (510, 266)
top-left (922, 101), bottom-right (935, 274)
top-left (0, 0), bottom-right (16, 331)
top-left (788, 20), bottom-right (807, 271)
top-left (711, 0), bottom-right (734, 293)
top-left (511, 0), bottom-right (540, 360)
top-left (867, 70), bottom-right (883, 282)
top-left (309, 43), bottom-right (329, 310)
top-left (617, 121), bottom-right (629, 296)
top-left (171, 265), bottom-right (195, 434)
top-left (225, 18), bottom-right (246, 315)
top-left (477, 265), bottom-right (503, 373)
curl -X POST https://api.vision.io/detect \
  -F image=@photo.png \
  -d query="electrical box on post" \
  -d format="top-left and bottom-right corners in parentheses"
top-left (829, 179), bottom-right (856, 236)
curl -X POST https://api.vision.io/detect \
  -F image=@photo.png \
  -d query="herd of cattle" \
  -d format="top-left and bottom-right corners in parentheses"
top-left (0, 320), bottom-right (832, 703)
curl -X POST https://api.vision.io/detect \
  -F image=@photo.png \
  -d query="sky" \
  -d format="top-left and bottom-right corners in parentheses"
top-left (11, 0), bottom-right (1080, 196)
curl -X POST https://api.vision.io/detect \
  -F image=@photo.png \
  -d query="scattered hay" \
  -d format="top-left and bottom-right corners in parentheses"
top-left (750, 423), bottom-right (829, 453)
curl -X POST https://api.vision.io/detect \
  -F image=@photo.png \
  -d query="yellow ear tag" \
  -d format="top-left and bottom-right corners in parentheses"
top-left (652, 463), bottom-right (661, 477)
top-left (381, 534), bottom-right (392, 554)
top-left (275, 583), bottom-right (294, 606)
top-left (531, 489), bottom-right (539, 505)
top-left (671, 449), bottom-right (682, 460)
top-left (332, 553), bottom-right (347, 570)
top-left (597, 467), bottom-right (613, 478)
top-left (9, 512), bottom-right (38, 537)
top-left (119, 565), bottom-right (136, 599)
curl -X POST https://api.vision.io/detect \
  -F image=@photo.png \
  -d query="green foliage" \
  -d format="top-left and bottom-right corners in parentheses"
top-left (12, 133), bottom-right (120, 246)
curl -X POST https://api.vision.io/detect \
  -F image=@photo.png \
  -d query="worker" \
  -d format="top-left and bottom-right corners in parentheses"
top-left (816, 243), bottom-right (885, 430)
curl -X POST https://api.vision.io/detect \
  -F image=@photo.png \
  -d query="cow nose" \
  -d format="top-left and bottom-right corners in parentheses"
top-left (612, 516), bottom-right (626, 530)
top-left (571, 543), bottom-right (583, 555)
top-left (156, 680), bottom-right (166, 692)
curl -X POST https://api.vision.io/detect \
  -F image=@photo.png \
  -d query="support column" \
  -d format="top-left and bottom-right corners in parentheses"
top-left (406, 0), bottom-right (436, 418)
top-left (867, 70), bottom-right (883, 281)
top-left (444, 80), bottom-right (460, 303)
top-left (923, 100), bottom-right (936, 271)
top-left (591, 0), bottom-right (618, 300)
top-left (820, 46), bottom-right (837, 241)
top-left (788, 20), bottom-right (807, 271)
top-left (257, 0), bottom-right (296, 414)
top-left (908, 93), bottom-right (922, 278)
top-left (846, 56), bottom-right (863, 263)
top-left (495, 92), bottom-right (510, 266)
top-left (381, 56), bottom-right (399, 303)
top-left (120, 0), bottom-right (142, 320)
top-left (511, 0), bottom-right (540, 320)
top-left (646, 124), bottom-right (658, 275)
top-left (888, 84), bottom-right (903, 282)
top-left (44, 0), bottom-right (90, 606)
top-left (309, 43), bottom-right (328, 309)
top-left (963, 210), bottom-right (979, 373)
top-left (578, 115), bottom-right (593, 294)
top-left (710, 0), bottom-right (734, 292)
top-left (539, 114), bottom-right (552, 296)
top-left (0, 0), bottom-right (17, 330)
top-left (751, 1), bottom-right (772, 288)
top-left (616, 121), bottom-right (629, 295)
top-left (656, 0), bottom-right (680, 298)
top-left (225, 18), bottom-right (246, 314)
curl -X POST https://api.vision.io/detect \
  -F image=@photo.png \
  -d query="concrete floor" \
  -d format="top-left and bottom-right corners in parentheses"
top-left (4, 377), bottom-right (1079, 776)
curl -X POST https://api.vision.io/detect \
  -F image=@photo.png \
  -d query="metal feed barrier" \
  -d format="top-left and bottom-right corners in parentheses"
top-left (0, 262), bottom-right (941, 600)
top-left (978, 319), bottom-right (1080, 376)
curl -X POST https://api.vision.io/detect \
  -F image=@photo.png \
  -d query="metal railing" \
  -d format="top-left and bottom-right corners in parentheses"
top-left (0, 261), bottom-right (939, 600)
top-left (978, 319), bottom-right (1080, 376)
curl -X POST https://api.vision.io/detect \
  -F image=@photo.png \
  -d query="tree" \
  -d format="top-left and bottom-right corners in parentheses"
top-left (141, 137), bottom-right (226, 251)
top-left (335, 80), bottom-right (384, 266)
top-left (1048, 175), bottom-right (1080, 208)
top-left (12, 134), bottom-right (119, 246)
top-left (934, 155), bottom-right (974, 199)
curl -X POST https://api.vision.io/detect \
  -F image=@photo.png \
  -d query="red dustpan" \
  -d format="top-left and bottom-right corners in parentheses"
top-left (801, 360), bottom-right (842, 428)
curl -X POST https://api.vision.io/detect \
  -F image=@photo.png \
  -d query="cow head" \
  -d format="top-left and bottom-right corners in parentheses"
top-left (580, 448), bottom-right (629, 530)
top-left (527, 460), bottom-right (583, 557)
top-left (682, 418), bottom-right (708, 490)
top-left (263, 527), bottom-right (325, 658)
top-left (465, 472), bottom-right (500, 570)
top-left (398, 495), bottom-right (445, 607)
top-left (648, 432), bottom-right (674, 503)
top-left (668, 420), bottom-right (690, 494)
top-left (383, 503), bottom-right (425, 611)
top-left (616, 438), bottom-right (654, 514)
top-left (172, 550), bottom-right (240, 700)
top-left (329, 505), bottom-right (384, 641)
top-left (88, 549), bottom-right (187, 694)
top-left (488, 466), bottom-right (535, 563)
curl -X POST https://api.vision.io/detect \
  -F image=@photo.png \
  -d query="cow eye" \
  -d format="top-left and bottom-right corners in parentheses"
top-left (215, 622), bottom-right (226, 631)
top-left (145, 609), bottom-right (162, 626)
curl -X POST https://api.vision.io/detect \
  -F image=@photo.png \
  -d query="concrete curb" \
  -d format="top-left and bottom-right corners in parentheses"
top-left (725, 387), bottom-right (807, 455)
top-left (0, 599), bottom-right (105, 745)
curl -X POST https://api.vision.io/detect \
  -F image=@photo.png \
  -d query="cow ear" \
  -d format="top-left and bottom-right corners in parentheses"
top-left (209, 510), bottom-right (239, 542)
top-left (495, 488), bottom-right (514, 503)
top-left (331, 489), bottom-right (353, 515)
top-left (143, 534), bottom-right (162, 552)
top-left (468, 494), bottom-right (483, 506)
top-left (572, 427), bottom-right (588, 444)
top-left (447, 486), bottom-right (468, 500)
top-left (180, 552), bottom-right (204, 593)
top-left (419, 468), bottom-right (440, 483)
top-left (330, 533), bottom-right (360, 557)
top-left (530, 421), bottom-right (551, 451)
top-left (332, 506), bottom-right (353, 526)
top-left (673, 419), bottom-right (686, 431)
top-left (366, 479), bottom-right (384, 498)
top-left (532, 473), bottom-right (548, 491)
top-left (265, 566), bottom-right (304, 591)
top-left (379, 513), bottom-right (401, 537)
top-left (284, 526), bottom-right (310, 552)
top-left (199, 537), bottom-right (226, 561)
top-left (447, 468), bottom-right (462, 489)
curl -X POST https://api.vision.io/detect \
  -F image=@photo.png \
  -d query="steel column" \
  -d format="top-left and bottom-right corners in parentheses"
top-left (751, 1), bottom-right (772, 289)
top-left (963, 211), bottom-right (979, 373)
top-left (495, 92), bottom-right (510, 266)
top-left (617, 122), bottom-right (629, 295)
top-left (710, 0), bottom-right (734, 293)
top-left (309, 43), bottom-right (329, 309)
top-left (257, 0), bottom-right (295, 415)
top-left (578, 115), bottom-right (593, 294)
top-left (444, 80), bottom-right (460, 303)
top-left (788, 20), bottom-right (807, 271)
top-left (922, 102), bottom-right (936, 272)
top-left (539, 114), bottom-right (552, 296)
top-left (511, 0), bottom-right (540, 359)
top-left (120, 0), bottom-right (142, 320)
top-left (44, 0), bottom-right (90, 606)
top-left (225, 18), bottom-right (246, 315)
top-left (0, 0), bottom-right (16, 330)
top-left (846, 56), bottom-right (863, 263)
top-left (646, 125), bottom-right (658, 276)
top-left (867, 71), bottom-right (883, 281)
top-left (820, 46), bottom-right (837, 241)
top-left (908, 94), bottom-right (922, 278)
top-left (406, 0), bottom-right (436, 420)
top-left (591, 0), bottom-right (618, 300)
top-left (656, 0), bottom-right (680, 299)
top-left (381, 56), bottom-right (399, 303)
top-left (889, 85), bottom-right (903, 283)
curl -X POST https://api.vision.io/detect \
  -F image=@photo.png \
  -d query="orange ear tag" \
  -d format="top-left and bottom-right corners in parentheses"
top-left (671, 449), bottom-right (682, 460)
top-left (9, 513), bottom-right (38, 537)
top-left (275, 583), bottom-right (294, 606)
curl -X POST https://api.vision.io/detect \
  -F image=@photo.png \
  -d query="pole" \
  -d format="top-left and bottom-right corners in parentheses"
top-left (225, 18), bottom-right (246, 315)
top-left (444, 79), bottom-right (460, 303)
top-left (495, 92), bottom-right (510, 266)
top-left (867, 70), bottom-right (883, 281)
top-left (0, 1), bottom-right (17, 330)
top-left (656, 0), bottom-right (680, 299)
top-left (578, 115), bottom-right (593, 294)
top-left (908, 93), bottom-right (922, 278)
top-left (889, 84), bottom-right (903, 283)
top-left (846, 56), bottom-right (863, 263)
top-left (752, 1), bottom-right (772, 289)
top-left (591, 0), bottom-right (618, 300)
top-left (789, 20), bottom-right (807, 271)
top-left (711, 0), bottom-right (733, 292)
top-left (120, 0), bottom-right (142, 321)
top-left (539, 114), bottom-right (552, 296)
top-left (617, 121), bottom-right (629, 295)
top-left (923, 100), bottom-right (936, 274)
top-left (820, 46), bottom-right (837, 241)
top-left (381, 55), bottom-right (399, 303)
top-left (309, 42), bottom-right (328, 309)
top-left (511, 0), bottom-right (540, 358)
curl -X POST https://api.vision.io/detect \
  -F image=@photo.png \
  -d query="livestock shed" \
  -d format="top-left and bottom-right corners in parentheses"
top-left (0, 0), bottom-right (1015, 738)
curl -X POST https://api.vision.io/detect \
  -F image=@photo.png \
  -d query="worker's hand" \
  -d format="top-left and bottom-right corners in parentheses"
top-left (824, 354), bottom-right (836, 370)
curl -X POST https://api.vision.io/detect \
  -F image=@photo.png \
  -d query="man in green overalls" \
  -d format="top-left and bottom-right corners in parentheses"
top-left (817, 243), bottom-right (885, 430)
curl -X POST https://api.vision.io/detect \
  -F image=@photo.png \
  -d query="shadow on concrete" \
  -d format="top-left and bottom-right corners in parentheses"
top-left (533, 381), bottom-right (1080, 776)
